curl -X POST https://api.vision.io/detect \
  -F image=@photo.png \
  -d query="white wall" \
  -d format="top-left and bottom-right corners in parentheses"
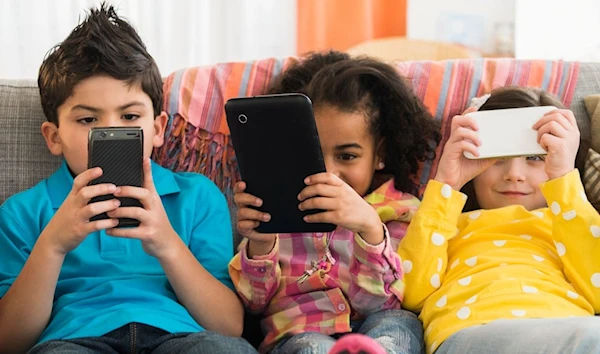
top-left (407, 0), bottom-right (515, 55)
top-left (515, 0), bottom-right (600, 60)
top-left (0, 0), bottom-right (297, 80)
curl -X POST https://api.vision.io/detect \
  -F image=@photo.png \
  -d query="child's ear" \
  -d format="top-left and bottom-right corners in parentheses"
top-left (41, 122), bottom-right (63, 156)
top-left (375, 139), bottom-right (386, 170)
top-left (152, 111), bottom-right (168, 148)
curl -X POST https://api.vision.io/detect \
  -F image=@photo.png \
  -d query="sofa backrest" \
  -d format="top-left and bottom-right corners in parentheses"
top-left (0, 80), bottom-right (61, 204)
top-left (2, 59), bottom-right (600, 250)
top-left (152, 58), bottom-right (599, 247)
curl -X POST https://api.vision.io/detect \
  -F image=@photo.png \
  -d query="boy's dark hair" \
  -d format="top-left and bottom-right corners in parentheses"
top-left (38, 3), bottom-right (162, 125)
top-left (267, 51), bottom-right (441, 194)
top-left (461, 86), bottom-right (589, 211)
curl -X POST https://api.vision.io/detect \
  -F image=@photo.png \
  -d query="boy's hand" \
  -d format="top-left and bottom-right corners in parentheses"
top-left (106, 158), bottom-right (182, 259)
top-left (298, 173), bottom-right (383, 245)
top-left (41, 167), bottom-right (120, 256)
top-left (532, 109), bottom-right (580, 180)
top-left (434, 107), bottom-right (497, 190)
top-left (233, 181), bottom-right (277, 257)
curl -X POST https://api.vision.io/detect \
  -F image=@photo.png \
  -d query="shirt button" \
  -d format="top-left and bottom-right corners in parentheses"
top-left (259, 267), bottom-right (266, 273)
top-left (315, 233), bottom-right (323, 238)
top-left (337, 303), bottom-right (346, 312)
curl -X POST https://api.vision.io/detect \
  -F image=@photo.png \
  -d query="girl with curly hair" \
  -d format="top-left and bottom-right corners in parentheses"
top-left (229, 50), bottom-right (440, 354)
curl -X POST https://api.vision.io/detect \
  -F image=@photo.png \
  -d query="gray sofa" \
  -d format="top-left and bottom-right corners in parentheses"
top-left (1, 60), bottom-right (600, 349)
top-left (3, 63), bottom-right (600, 210)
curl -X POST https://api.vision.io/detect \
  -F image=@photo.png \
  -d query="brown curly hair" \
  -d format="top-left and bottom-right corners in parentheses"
top-left (267, 51), bottom-right (441, 194)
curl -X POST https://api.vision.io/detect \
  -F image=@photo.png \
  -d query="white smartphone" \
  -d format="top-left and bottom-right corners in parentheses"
top-left (463, 106), bottom-right (557, 159)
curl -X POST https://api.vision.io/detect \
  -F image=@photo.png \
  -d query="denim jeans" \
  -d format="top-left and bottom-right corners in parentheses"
top-left (435, 317), bottom-right (600, 354)
top-left (28, 322), bottom-right (258, 354)
top-left (269, 309), bottom-right (424, 354)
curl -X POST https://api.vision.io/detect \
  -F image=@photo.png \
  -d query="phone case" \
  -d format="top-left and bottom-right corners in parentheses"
top-left (463, 106), bottom-right (556, 159)
top-left (225, 94), bottom-right (336, 234)
top-left (88, 127), bottom-right (144, 227)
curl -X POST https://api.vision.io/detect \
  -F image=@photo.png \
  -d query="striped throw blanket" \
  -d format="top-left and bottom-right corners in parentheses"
top-left (154, 58), bottom-right (580, 197)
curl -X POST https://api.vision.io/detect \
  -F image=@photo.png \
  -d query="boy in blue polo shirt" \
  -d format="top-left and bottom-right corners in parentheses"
top-left (0, 4), bottom-right (257, 354)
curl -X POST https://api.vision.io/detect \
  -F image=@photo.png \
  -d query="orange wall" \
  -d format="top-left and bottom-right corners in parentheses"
top-left (297, 0), bottom-right (407, 55)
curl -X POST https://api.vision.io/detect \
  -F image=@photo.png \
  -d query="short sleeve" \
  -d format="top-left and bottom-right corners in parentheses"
top-left (186, 177), bottom-right (234, 291)
top-left (0, 206), bottom-right (34, 297)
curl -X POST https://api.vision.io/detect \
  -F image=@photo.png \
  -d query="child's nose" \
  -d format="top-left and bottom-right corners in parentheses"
top-left (110, 117), bottom-right (126, 127)
top-left (503, 158), bottom-right (526, 182)
top-left (324, 160), bottom-right (341, 178)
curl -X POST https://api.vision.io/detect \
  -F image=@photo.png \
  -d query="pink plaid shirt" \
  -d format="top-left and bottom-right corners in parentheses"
top-left (228, 179), bottom-right (420, 352)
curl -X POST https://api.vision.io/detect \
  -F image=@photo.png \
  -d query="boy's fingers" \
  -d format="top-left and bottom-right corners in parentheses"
top-left (78, 183), bottom-right (117, 202)
top-left (72, 167), bottom-right (103, 192)
top-left (142, 158), bottom-right (156, 192)
top-left (83, 198), bottom-right (120, 219)
top-left (106, 227), bottom-right (143, 239)
top-left (107, 207), bottom-right (147, 223)
top-left (82, 218), bottom-right (119, 234)
top-left (113, 186), bottom-right (150, 206)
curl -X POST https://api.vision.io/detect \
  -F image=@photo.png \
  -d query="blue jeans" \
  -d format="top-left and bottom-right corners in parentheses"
top-left (435, 317), bottom-right (600, 354)
top-left (28, 322), bottom-right (258, 354)
top-left (269, 309), bottom-right (424, 354)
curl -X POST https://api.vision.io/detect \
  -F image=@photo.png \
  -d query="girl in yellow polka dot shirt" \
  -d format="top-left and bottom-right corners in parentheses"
top-left (398, 87), bottom-right (600, 354)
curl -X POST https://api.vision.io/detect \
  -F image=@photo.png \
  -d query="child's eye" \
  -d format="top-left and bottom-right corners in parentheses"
top-left (339, 154), bottom-right (357, 161)
top-left (77, 117), bottom-right (96, 124)
top-left (123, 114), bottom-right (140, 121)
top-left (526, 155), bottom-right (545, 162)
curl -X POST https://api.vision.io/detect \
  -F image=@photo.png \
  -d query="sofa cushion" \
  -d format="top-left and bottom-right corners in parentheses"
top-left (583, 148), bottom-right (600, 209)
top-left (0, 80), bottom-right (61, 204)
top-left (584, 94), bottom-right (600, 152)
top-left (0, 59), bottom-right (595, 250)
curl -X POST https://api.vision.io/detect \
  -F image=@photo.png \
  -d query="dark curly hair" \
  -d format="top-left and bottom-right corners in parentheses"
top-left (38, 2), bottom-right (162, 126)
top-left (461, 86), bottom-right (589, 211)
top-left (267, 51), bottom-right (441, 194)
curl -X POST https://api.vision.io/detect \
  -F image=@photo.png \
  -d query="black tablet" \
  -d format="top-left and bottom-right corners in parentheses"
top-left (225, 93), bottom-right (336, 234)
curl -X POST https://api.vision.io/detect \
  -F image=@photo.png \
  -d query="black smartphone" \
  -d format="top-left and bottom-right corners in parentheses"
top-left (225, 93), bottom-right (336, 234)
top-left (88, 127), bottom-right (144, 228)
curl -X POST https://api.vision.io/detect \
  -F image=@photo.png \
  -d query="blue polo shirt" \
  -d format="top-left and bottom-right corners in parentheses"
top-left (0, 160), bottom-right (233, 344)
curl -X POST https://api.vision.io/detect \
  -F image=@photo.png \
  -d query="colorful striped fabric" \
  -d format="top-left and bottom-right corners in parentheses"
top-left (155, 58), bottom-right (297, 195)
top-left (395, 59), bottom-right (580, 193)
top-left (154, 58), bottom-right (580, 197)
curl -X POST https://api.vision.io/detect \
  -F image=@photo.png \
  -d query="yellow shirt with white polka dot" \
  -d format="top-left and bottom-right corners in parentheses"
top-left (398, 170), bottom-right (600, 354)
